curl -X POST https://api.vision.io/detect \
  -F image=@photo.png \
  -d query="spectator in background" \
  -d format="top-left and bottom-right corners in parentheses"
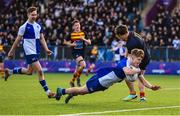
top-left (151, 36), bottom-right (160, 61)
top-left (172, 36), bottom-right (180, 50)
top-left (172, 36), bottom-right (180, 60)
top-left (0, 0), bottom-right (179, 61)
top-left (0, 0), bottom-right (144, 47)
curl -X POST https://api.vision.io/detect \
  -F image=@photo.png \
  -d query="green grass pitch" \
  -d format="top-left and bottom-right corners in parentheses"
top-left (0, 73), bottom-right (180, 115)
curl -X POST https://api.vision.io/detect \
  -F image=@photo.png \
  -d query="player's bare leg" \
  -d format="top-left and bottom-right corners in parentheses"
top-left (70, 56), bottom-right (86, 87)
top-left (4, 65), bottom-right (33, 81)
top-left (123, 80), bottom-right (137, 101)
top-left (86, 63), bottom-right (95, 76)
top-left (138, 70), bottom-right (146, 101)
top-left (76, 60), bottom-right (86, 87)
top-left (70, 66), bottom-right (80, 87)
top-left (138, 78), bottom-right (146, 101)
top-left (4, 68), bottom-right (10, 81)
top-left (56, 85), bottom-right (89, 103)
top-left (32, 61), bottom-right (56, 98)
top-left (0, 63), bottom-right (4, 78)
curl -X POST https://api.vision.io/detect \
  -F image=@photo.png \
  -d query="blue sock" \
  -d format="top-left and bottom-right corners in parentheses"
top-left (61, 89), bottom-right (66, 95)
top-left (13, 68), bottom-right (22, 74)
top-left (39, 80), bottom-right (49, 92)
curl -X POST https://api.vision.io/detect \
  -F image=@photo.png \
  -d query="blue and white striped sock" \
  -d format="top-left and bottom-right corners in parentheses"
top-left (39, 80), bottom-right (50, 95)
top-left (13, 68), bottom-right (22, 74)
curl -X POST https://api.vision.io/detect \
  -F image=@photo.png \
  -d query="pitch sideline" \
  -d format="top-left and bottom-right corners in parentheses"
top-left (60, 105), bottom-right (180, 116)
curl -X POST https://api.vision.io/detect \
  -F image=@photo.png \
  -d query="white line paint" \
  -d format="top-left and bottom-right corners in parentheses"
top-left (60, 105), bottom-right (180, 116)
top-left (146, 88), bottom-right (180, 91)
top-left (161, 88), bottom-right (180, 90)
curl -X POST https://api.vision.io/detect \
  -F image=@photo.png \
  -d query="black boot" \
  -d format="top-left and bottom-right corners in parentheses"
top-left (65, 94), bottom-right (74, 104)
top-left (69, 81), bottom-right (75, 87)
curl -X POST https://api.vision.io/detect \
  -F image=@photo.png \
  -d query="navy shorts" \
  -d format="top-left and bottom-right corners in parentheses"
top-left (89, 57), bottom-right (96, 64)
top-left (72, 51), bottom-right (84, 59)
top-left (25, 54), bottom-right (39, 64)
top-left (86, 75), bottom-right (107, 93)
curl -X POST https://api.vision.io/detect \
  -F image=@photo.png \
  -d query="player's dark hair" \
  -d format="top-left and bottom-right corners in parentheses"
top-left (115, 25), bottom-right (128, 36)
top-left (131, 48), bottom-right (144, 59)
top-left (27, 6), bottom-right (37, 14)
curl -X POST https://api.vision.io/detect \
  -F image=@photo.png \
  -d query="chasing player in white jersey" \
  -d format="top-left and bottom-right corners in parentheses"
top-left (4, 6), bottom-right (56, 98)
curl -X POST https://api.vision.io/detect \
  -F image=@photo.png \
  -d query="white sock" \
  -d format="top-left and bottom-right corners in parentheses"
top-left (9, 70), bottom-right (13, 75)
top-left (46, 90), bottom-right (51, 95)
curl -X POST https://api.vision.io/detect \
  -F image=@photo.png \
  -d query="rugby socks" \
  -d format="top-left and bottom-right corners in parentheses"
top-left (130, 91), bottom-right (136, 95)
top-left (13, 68), bottom-right (22, 74)
top-left (87, 68), bottom-right (91, 74)
top-left (70, 72), bottom-right (78, 83)
top-left (70, 66), bottom-right (84, 83)
top-left (77, 66), bottom-right (84, 77)
top-left (140, 92), bottom-right (145, 98)
top-left (39, 80), bottom-right (50, 95)
top-left (61, 89), bottom-right (66, 95)
top-left (0, 71), bottom-right (4, 78)
top-left (70, 77), bottom-right (75, 83)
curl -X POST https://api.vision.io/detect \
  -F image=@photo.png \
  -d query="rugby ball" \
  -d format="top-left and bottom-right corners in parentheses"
top-left (126, 66), bottom-right (139, 82)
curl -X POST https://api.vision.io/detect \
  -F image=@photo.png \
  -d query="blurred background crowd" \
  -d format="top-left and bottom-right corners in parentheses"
top-left (0, 0), bottom-right (179, 61)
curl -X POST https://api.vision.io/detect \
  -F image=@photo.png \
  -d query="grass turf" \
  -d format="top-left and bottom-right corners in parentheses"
top-left (0, 73), bottom-right (180, 115)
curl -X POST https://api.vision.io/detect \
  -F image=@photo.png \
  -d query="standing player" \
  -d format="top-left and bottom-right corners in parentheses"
top-left (0, 42), bottom-right (5, 78)
top-left (115, 24), bottom-right (151, 101)
top-left (4, 6), bottom-right (56, 98)
top-left (64, 20), bottom-right (91, 87)
top-left (55, 49), bottom-right (160, 104)
top-left (86, 45), bottom-right (98, 76)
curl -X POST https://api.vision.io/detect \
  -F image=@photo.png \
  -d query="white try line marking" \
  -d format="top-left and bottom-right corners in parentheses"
top-left (162, 88), bottom-right (180, 90)
top-left (60, 105), bottom-right (180, 116)
top-left (146, 87), bottom-right (180, 91)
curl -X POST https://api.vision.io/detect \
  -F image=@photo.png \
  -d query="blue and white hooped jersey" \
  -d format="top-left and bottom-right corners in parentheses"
top-left (18, 21), bottom-right (43, 55)
top-left (119, 47), bottom-right (126, 56)
top-left (97, 58), bottom-right (130, 88)
top-left (111, 40), bottom-right (119, 54)
top-left (111, 40), bottom-right (126, 56)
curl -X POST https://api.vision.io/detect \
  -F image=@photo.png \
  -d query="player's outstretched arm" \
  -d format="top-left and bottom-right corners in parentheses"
top-left (123, 67), bottom-right (141, 75)
top-left (138, 76), bottom-right (161, 91)
top-left (40, 33), bottom-right (53, 55)
top-left (8, 35), bottom-right (22, 58)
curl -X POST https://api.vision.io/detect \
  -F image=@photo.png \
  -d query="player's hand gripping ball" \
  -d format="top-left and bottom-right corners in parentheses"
top-left (126, 66), bottom-right (139, 82)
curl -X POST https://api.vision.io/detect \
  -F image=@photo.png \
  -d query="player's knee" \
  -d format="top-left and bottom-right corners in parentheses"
top-left (78, 87), bottom-right (88, 95)
top-left (37, 70), bottom-right (44, 76)
top-left (139, 85), bottom-right (145, 90)
top-left (80, 61), bottom-right (86, 68)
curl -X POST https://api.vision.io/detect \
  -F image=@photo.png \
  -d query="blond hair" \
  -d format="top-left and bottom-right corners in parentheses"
top-left (131, 48), bottom-right (144, 59)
